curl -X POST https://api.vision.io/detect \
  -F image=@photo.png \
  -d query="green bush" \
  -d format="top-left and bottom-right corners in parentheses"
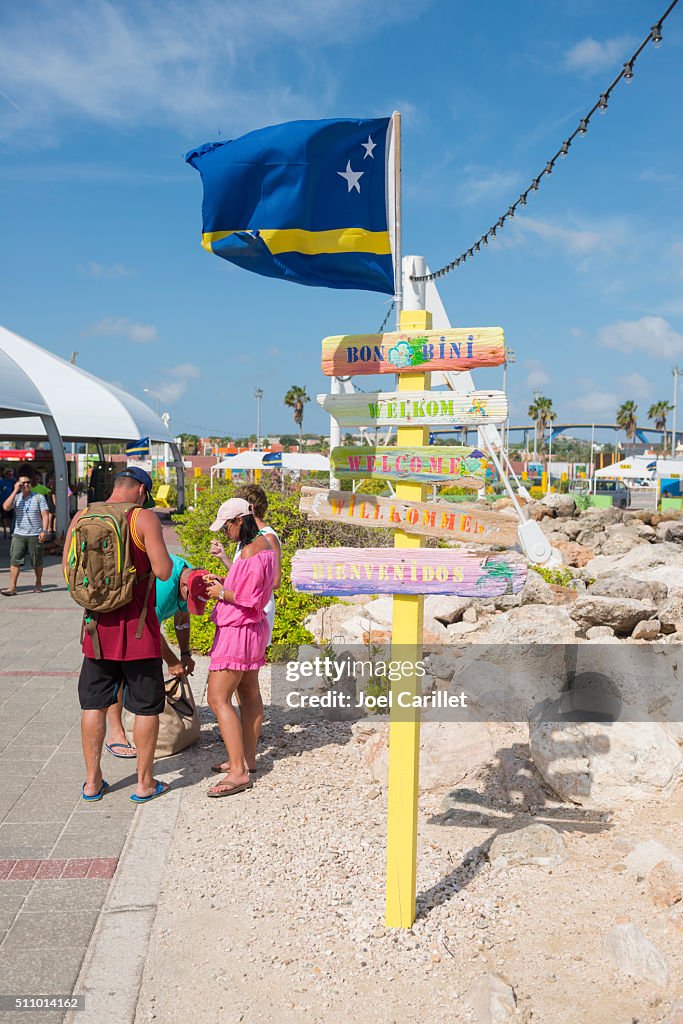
top-left (530, 563), bottom-right (575, 588)
top-left (171, 480), bottom-right (393, 656)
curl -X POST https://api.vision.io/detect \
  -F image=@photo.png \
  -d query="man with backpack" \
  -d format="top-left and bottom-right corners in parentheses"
top-left (63, 467), bottom-right (174, 803)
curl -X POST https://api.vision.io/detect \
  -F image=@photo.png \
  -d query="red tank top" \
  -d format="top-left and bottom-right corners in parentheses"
top-left (81, 507), bottom-right (161, 662)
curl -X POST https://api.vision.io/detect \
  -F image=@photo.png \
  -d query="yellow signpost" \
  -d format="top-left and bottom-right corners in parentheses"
top-left (385, 307), bottom-right (432, 928)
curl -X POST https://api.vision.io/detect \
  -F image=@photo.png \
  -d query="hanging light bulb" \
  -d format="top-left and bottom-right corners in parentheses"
top-left (474, 242), bottom-right (480, 252)
top-left (497, 217), bottom-right (505, 229)
top-left (578, 119), bottom-right (588, 136)
top-left (482, 234), bottom-right (489, 246)
top-left (531, 178), bottom-right (540, 191)
top-left (651, 22), bottom-right (663, 47)
top-left (545, 161), bottom-right (554, 175)
top-left (623, 60), bottom-right (634, 82)
top-left (560, 141), bottom-right (570, 158)
top-left (490, 226), bottom-right (497, 239)
top-left (598, 93), bottom-right (609, 114)
top-left (519, 194), bottom-right (527, 206)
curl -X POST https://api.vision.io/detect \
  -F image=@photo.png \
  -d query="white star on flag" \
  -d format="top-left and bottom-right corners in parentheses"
top-left (337, 160), bottom-right (364, 193)
top-left (361, 135), bottom-right (376, 159)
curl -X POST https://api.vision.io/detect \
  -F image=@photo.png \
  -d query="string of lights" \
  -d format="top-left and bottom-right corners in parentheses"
top-left (409, 0), bottom-right (680, 285)
top-left (378, 300), bottom-right (395, 333)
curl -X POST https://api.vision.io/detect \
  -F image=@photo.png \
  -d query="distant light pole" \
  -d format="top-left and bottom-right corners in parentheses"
top-left (254, 387), bottom-right (264, 450)
top-left (672, 367), bottom-right (681, 458)
top-left (502, 348), bottom-right (516, 451)
top-left (144, 387), bottom-right (160, 417)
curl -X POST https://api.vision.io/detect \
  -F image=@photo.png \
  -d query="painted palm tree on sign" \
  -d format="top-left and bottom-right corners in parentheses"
top-left (527, 395), bottom-right (556, 457)
top-left (648, 400), bottom-right (673, 451)
top-left (616, 400), bottom-right (638, 454)
top-left (284, 385), bottom-right (310, 452)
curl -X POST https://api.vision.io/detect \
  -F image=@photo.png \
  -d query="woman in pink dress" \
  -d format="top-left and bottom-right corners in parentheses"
top-left (203, 497), bottom-right (276, 797)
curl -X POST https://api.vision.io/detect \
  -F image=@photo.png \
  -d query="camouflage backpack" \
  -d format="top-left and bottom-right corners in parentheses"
top-left (65, 502), bottom-right (153, 657)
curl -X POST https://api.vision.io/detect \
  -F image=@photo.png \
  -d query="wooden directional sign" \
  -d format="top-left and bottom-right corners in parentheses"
top-left (291, 547), bottom-right (527, 598)
top-left (321, 327), bottom-right (505, 376)
top-left (318, 390), bottom-right (507, 428)
top-left (299, 487), bottom-right (519, 547)
top-left (331, 446), bottom-right (488, 487)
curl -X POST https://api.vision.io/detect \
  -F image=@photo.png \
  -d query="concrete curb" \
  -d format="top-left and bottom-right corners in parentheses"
top-left (64, 789), bottom-right (181, 1024)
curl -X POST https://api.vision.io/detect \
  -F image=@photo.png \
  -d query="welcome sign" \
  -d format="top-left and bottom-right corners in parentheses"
top-left (321, 327), bottom-right (505, 376)
top-left (319, 390), bottom-right (508, 428)
top-left (330, 445), bottom-right (488, 486)
top-left (299, 487), bottom-right (519, 546)
top-left (291, 547), bottom-right (527, 598)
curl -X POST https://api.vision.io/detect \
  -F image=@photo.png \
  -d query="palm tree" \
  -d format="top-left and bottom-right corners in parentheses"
top-left (648, 400), bottom-right (673, 452)
top-left (527, 395), bottom-right (557, 457)
top-left (616, 400), bottom-right (638, 454)
top-left (284, 385), bottom-right (310, 452)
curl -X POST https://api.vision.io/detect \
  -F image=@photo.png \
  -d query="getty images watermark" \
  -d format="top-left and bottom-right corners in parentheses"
top-left (283, 655), bottom-right (468, 712)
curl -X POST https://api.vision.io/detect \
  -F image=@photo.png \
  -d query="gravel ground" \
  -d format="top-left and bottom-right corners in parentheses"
top-left (135, 667), bottom-right (683, 1024)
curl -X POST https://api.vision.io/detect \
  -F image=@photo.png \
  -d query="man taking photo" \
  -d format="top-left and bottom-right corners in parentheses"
top-left (2, 473), bottom-right (50, 595)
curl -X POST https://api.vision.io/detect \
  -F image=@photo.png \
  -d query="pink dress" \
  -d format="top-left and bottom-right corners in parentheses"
top-left (208, 547), bottom-right (276, 671)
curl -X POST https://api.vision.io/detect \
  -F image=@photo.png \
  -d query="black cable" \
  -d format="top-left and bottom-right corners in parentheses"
top-left (410, 0), bottom-right (680, 283)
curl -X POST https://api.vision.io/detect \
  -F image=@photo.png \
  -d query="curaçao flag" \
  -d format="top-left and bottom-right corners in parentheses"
top-left (185, 117), bottom-right (394, 295)
top-left (125, 436), bottom-right (150, 457)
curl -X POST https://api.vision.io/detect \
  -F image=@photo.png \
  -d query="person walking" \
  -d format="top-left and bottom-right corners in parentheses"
top-left (2, 473), bottom-right (50, 595)
top-left (209, 484), bottom-right (281, 777)
top-left (63, 467), bottom-right (173, 802)
top-left (204, 497), bottom-right (276, 798)
top-left (103, 554), bottom-right (204, 759)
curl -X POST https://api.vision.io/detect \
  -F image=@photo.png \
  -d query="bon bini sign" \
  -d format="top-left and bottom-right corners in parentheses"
top-left (291, 547), bottom-right (527, 598)
top-left (321, 327), bottom-right (505, 376)
top-left (300, 487), bottom-right (519, 547)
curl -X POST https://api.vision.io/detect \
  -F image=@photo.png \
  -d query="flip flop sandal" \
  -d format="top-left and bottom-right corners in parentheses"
top-left (130, 780), bottom-right (170, 804)
top-left (1, 590), bottom-right (16, 597)
top-left (210, 762), bottom-right (257, 774)
top-left (206, 779), bottom-right (254, 798)
top-left (106, 742), bottom-right (137, 759)
top-left (82, 780), bottom-right (109, 802)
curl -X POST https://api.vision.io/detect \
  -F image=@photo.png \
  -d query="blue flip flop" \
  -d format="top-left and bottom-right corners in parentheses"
top-left (82, 780), bottom-right (109, 802)
top-left (130, 780), bottom-right (170, 804)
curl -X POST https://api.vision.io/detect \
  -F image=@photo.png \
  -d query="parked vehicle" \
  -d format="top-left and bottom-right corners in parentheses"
top-left (594, 480), bottom-right (631, 508)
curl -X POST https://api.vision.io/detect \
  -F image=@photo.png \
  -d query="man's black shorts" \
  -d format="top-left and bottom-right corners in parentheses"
top-left (78, 657), bottom-right (165, 716)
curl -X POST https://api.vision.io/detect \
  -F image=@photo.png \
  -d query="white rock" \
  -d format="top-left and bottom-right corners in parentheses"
top-left (529, 719), bottom-right (683, 809)
top-left (586, 541), bottom-right (683, 582)
top-left (541, 493), bottom-right (577, 517)
top-left (361, 719), bottom-right (495, 794)
top-left (604, 923), bottom-right (669, 988)
top-left (586, 625), bottom-right (615, 639)
top-left (465, 973), bottom-right (517, 1023)
top-left (570, 595), bottom-right (656, 634)
top-left (623, 839), bottom-right (683, 878)
top-left (630, 618), bottom-right (661, 641)
top-left (423, 594), bottom-right (473, 625)
top-left (463, 606), bottom-right (479, 623)
top-left (488, 824), bottom-right (568, 870)
top-left (471, 604), bottom-right (578, 644)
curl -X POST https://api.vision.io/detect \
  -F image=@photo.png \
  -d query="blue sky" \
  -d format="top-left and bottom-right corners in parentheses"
top-left (1, 0), bottom-right (682, 443)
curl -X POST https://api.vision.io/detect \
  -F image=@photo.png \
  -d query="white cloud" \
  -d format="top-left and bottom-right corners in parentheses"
top-left (266, 346), bottom-right (282, 358)
top-left (80, 261), bottom-right (134, 279)
top-left (166, 363), bottom-right (201, 380)
top-left (457, 167), bottom-right (524, 206)
top-left (508, 215), bottom-right (625, 258)
top-left (87, 317), bottom-right (157, 343)
top-left (569, 389), bottom-right (618, 420)
top-left (156, 380), bottom-right (188, 404)
top-left (570, 327), bottom-right (584, 337)
top-left (564, 35), bottom-right (635, 75)
top-left (598, 316), bottom-right (683, 359)
top-left (617, 373), bottom-right (653, 402)
top-left (0, 0), bottom-right (427, 143)
top-left (526, 370), bottom-right (550, 390)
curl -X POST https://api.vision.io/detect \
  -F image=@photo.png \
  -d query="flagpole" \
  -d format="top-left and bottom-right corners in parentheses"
top-left (392, 110), bottom-right (402, 329)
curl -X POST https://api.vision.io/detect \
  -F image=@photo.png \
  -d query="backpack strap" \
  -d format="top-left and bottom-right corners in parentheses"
top-left (135, 573), bottom-right (155, 640)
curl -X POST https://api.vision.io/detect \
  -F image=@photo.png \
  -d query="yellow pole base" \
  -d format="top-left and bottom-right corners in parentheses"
top-left (384, 308), bottom-right (431, 929)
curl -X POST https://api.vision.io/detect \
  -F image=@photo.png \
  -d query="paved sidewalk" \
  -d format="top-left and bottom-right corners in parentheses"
top-left (0, 524), bottom-right (189, 1024)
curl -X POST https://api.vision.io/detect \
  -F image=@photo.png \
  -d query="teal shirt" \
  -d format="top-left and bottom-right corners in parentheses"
top-left (155, 555), bottom-right (190, 624)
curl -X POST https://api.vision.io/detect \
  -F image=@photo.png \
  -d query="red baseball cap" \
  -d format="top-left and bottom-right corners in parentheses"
top-left (186, 568), bottom-right (211, 615)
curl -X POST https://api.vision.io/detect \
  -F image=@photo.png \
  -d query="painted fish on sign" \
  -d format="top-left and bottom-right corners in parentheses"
top-left (318, 390), bottom-right (508, 428)
top-left (321, 327), bottom-right (505, 376)
top-left (299, 487), bottom-right (519, 547)
top-left (330, 446), bottom-right (488, 486)
top-left (291, 548), bottom-right (527, 598)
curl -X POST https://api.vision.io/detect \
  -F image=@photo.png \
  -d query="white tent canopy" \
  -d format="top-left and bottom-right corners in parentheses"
top-left (594, 457), bottom-right (656, 481)
top-left (0, 325), bottom-right (173, 443)
top-left (0, 324), bottom-right (184, 525)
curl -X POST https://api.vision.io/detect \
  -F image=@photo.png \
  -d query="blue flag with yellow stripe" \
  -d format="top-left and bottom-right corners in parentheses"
top-left (185, 117), bottom-right (394, 295)
top-left (125, 437), bottom-right (150, 457)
